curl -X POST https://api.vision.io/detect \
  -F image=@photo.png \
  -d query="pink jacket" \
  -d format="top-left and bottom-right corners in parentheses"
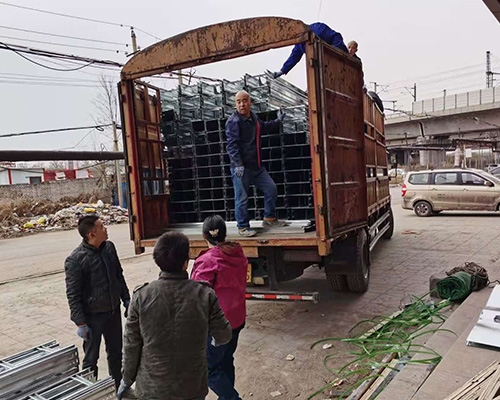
top-left (191, 242), bottom-right (247, 330)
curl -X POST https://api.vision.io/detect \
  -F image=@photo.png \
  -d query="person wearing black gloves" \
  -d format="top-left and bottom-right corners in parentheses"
top-left (226, 90), bottom-right (287, 237)
top-left (64, 215), bottom-right (131, 391)
top-left (273, 22), bottom-right (348, 78)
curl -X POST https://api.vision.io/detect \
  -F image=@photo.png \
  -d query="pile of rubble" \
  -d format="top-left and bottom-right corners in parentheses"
top-left (0, 198), bottom-right (128, 239)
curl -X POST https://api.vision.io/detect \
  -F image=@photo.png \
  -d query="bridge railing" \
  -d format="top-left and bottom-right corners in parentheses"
top-left (412, 87), bottom-right (499, 114)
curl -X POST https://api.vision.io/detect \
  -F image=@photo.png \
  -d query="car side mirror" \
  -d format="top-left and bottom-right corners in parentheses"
top-left (485, 181), bottom-right (494, 187)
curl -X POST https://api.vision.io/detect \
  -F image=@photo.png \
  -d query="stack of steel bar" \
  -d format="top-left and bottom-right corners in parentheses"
top-left (160, 71), bottom-right (314, 224)
top-left (21, 370), bottom-right (115, 400)
top-left (0, 341), bottom-right (79, 400)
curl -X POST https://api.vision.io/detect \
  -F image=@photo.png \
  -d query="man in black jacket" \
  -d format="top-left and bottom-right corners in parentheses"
top-left (64, 215), bottom-right (131, 388)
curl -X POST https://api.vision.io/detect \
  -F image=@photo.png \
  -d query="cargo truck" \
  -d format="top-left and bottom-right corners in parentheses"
top-left (119, 17), bottom-right (393, 294)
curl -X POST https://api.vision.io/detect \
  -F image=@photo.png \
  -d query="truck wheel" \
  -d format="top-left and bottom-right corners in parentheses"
top-left (382, 208), bottom-right (394, 240)
top-left (414, 201), bottom-right (432, 217)
top-left (326, 272), bottom-right (348, 291)
top-left (346, 229), bottom-right (370, 292)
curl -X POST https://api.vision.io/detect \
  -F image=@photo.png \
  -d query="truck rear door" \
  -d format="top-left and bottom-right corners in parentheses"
top-left (119, 80), bottom-right (169, 252)
top-left (316, 41), bottom-right (367, 237)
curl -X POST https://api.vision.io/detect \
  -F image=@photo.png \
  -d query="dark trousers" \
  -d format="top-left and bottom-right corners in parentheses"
top-left (207, 324), bottom-right (244, 400)
top-left (82, 309), bottom-right (122, 388)
top-left (231, 166), bottom-right (277, 229)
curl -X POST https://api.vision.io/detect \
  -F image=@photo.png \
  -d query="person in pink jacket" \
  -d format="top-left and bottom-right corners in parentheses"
top-left (191, 215), bottom-right (248, 400)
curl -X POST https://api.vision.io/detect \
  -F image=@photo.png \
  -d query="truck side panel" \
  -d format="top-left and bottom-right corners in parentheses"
top-left (318, 42), bottom-right (367, 237)
top-left (120, 81), bottom-right (169, 252)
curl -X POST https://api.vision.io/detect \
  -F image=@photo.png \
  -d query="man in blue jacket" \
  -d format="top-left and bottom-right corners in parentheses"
top-left (226, 90), bottom-right (286, 237)
top-left (273, 22), bottom-right (348, 78)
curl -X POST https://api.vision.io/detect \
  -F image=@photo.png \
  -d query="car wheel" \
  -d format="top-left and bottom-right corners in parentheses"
top-left (414, 201), bottom-right (433, 217)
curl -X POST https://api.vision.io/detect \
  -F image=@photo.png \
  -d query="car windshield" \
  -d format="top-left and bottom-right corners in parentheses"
top-left (478, 171), bottom-right (500, 184)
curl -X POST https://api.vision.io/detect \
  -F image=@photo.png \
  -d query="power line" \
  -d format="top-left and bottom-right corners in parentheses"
top-left (0, 42), bottom-right (123, 71)
top-left (0, 124), bottom-right (112, 139)
top-left (0, 72), bottom-right (100, 83)
top-left (0, 1), bottom-right (161, 40)
top-left (0, 42), bottom-right (95, 71)
top-left (383, 63), bottom-right (484, 87)
top-left (0, 25), bottom-right (129, 47)
top-left (0, 79), bottom-right (100, 88)
top-left (0, 35), bottom-right (126, 54)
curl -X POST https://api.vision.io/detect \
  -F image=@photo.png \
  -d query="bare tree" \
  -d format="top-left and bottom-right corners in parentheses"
top-left (92, 74), bottom-right (120, 147)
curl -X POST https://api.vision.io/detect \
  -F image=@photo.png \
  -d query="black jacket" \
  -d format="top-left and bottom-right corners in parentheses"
top-left (122, 271), bottom-right (232, 400)
top-left (226, 111), bottom-right (281, 169)
top-left (64, 240), bottom-right (130, 326)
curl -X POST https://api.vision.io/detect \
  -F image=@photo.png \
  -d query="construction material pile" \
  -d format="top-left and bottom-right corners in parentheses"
top-left (0, 198), bottom-right (128, 239)
top-left (161, 72), bottom-right (315, 224)
top-left (0, 340), bottom-right (115, 399)
top-left (443, 361), bottom-right (500, 400)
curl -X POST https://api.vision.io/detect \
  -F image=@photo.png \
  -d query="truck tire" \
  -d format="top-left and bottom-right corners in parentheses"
top-left (346, 229), bottom-right (370, 292)
top-left (382, 208), bottom-right (394, 239)
top-left (326, 272), bottom-right (348, 291)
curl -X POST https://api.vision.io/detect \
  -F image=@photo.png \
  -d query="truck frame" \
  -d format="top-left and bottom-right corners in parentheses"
top-left (119, 17), bottom-right (393, 293)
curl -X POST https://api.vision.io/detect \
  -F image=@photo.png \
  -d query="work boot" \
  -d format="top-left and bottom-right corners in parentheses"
top-left (262, 218), bottom-right (289, 228)
top-left (238, 227), bottom-right (257, 237)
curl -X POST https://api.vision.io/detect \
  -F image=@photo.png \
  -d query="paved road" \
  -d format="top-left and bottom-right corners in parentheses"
top-left (0, 223), bottom-right (143, 284)
top-left (1, 187), bottom-right (500, 399)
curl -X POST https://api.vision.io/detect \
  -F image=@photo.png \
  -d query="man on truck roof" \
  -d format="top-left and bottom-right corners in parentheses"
top-left (226, 90), bottom-right (287, 237)
top-left (273, 22), bottom-right (348, 78)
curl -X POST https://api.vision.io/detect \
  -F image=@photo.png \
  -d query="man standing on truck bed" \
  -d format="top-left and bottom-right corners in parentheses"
top-left (273, 22), bottom-right (348, 78)
top-left (226, 90), bottom-right (286, 237)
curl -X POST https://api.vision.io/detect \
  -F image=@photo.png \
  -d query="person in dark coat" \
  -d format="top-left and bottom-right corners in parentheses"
top-left (226, 90), bottom-right (286, 237)
top-left (64, 215), bottom-right (131, 389)
top-left (117, 231), bottom-right (232, 400)
top-left (191, 215), bottom-right (248, 400)
top-left (273, 22), bottom-right (348, 78)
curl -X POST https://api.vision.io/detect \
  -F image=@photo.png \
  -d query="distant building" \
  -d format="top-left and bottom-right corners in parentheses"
top-left (0, 167), bottom-right (45, 185)
top-left (43, 169), bottom-right (91, 181)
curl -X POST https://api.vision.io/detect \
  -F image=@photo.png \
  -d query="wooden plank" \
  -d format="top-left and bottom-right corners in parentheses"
top-left (346, 353), bottom-right (397, 400)
top-left (359, 359), bottom-right (399, 400)
top-left (444, 361), bottom-right (499, 400)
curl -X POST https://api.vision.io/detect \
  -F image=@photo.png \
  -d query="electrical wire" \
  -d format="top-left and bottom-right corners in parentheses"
top-left (58, 130), bottom-right (97, 150)
top-left (0, 25), bottom-right (129, 47)
top-left (0, 125), bottom-right (111, 139)
top-left (0, 34), bottom-right (126, 54)
top-left (0, 41), bottom-right (95, 71)
top-left (0, 79), bottom-right (100, 88)
top-left (0, 72), bottom-right (101, 83)
top-left (0, 1), bottom-right (161, 40)
top-left (0, 42), bottom-right (123, 72)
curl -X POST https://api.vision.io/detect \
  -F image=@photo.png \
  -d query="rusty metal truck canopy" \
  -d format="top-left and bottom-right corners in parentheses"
top-left (121, 17), bottom-right (310, 80)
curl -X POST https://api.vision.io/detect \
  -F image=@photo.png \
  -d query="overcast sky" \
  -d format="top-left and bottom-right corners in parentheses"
top-left (1, 0), bottom-right (500, 152)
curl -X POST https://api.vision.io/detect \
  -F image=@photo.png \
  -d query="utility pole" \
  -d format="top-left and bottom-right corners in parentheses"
top-left (487, 51), bottom-right (491, 87)
top-left (112, 121), bottom-right (124, 208)
top-left (404, 83), bottom-right (417, 102)
top-left (130, 27), bottom-right (138, 52)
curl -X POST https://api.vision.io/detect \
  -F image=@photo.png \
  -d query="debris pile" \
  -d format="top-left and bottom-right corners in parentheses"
top-left (0, 198), bottom-right (128, 239)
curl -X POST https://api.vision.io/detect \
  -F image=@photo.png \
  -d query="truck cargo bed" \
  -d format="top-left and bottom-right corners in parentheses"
top-left (167, 220), bottom-right (316, 240)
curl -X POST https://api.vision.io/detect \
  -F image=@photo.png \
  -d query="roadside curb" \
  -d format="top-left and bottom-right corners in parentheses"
top-left (376, 289), bottom-right (489, 400)
top-left (0, 252), bottom-right (151, 286)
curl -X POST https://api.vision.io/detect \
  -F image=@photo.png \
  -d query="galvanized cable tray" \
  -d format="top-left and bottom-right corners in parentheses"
top-left (22, 369), bottom-right (115, 400)
top-left (0, 341), bottom-right (79, 400)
